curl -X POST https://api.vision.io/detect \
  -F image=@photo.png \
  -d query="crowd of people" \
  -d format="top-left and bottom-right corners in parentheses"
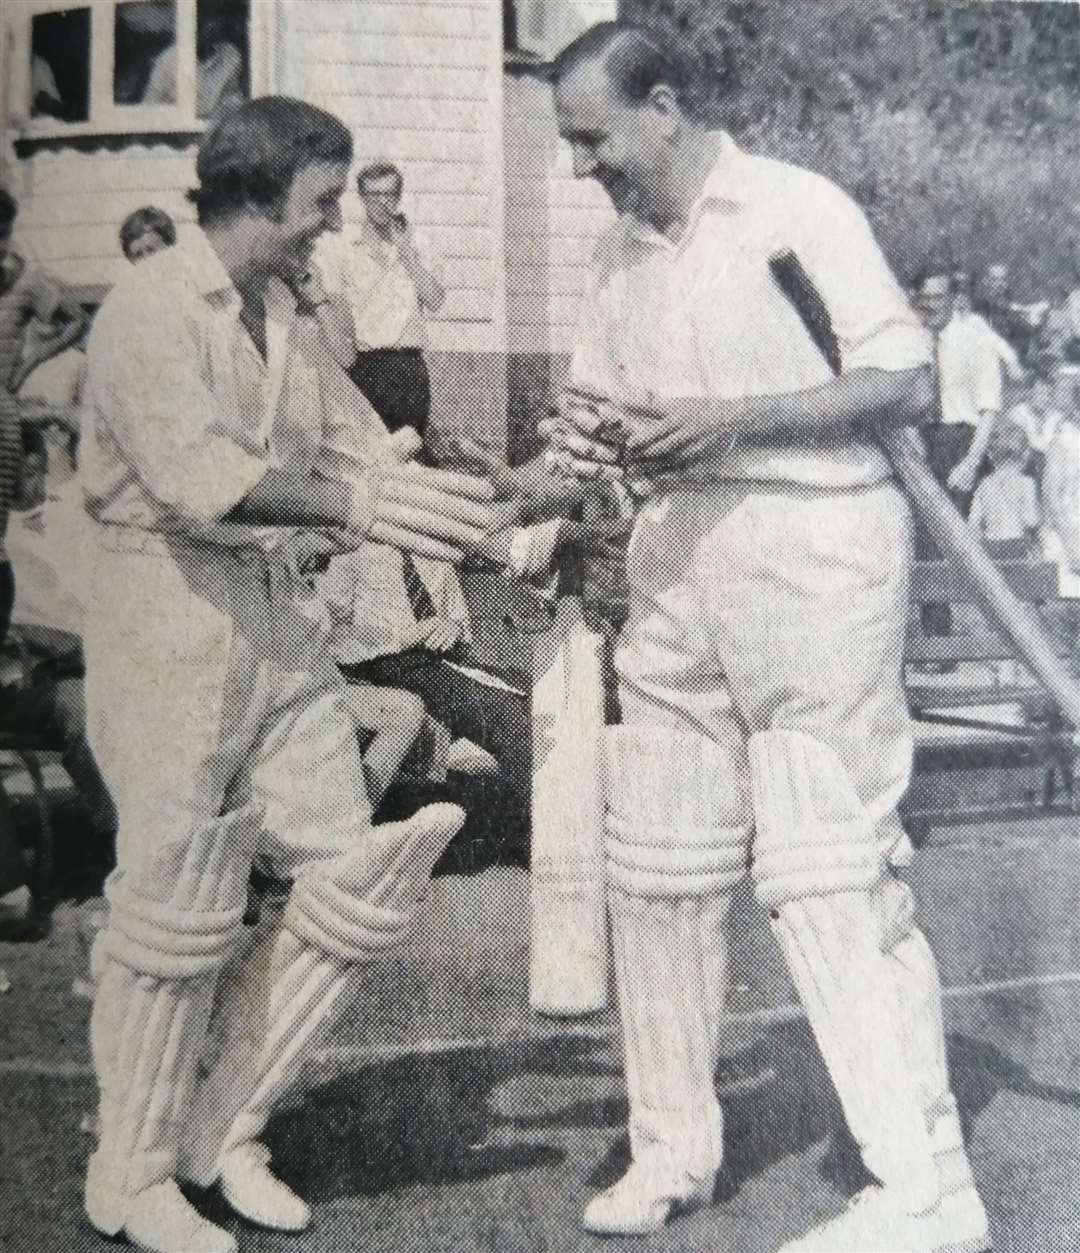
top-left (0, 20), bottom-right (1079, 1251)
top-left (912, 263), bottom-right (1080, 670)
top-left (0, 165), bottom-right (570, 923)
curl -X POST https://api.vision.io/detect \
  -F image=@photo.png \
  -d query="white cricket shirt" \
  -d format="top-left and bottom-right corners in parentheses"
top-left (571, 133), bottom-right (931, 489)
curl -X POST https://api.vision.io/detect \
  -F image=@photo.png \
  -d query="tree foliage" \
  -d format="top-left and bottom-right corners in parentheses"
top-left (620, 0), bottom-right (1080, 291)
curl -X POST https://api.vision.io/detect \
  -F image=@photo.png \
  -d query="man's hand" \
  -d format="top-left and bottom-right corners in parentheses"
top-left (947, 457), bottom-right (979, 495)
top-left (292, 268), bottom-right (331, 315)
top-left (420, 616), bottom-right (464, 654)
top-left (349, 462), bottom-right (497, 563)
top-left (540, 389), bottom-right (626, 482)
top-left (623, 397), bottom-right (740, 477)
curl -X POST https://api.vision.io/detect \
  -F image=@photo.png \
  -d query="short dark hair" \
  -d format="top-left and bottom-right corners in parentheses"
top-left (0, 188), bottom-right (16, 231)
top-left (915, 265), bottom-right (954, 295)
top-left (189, 96), bottom-right (353, 226)
top-left (357, 161), bottom-right (404, 197)
top-left (119, 206), bottom-right (177, 257)
top-left (549, 20), bottom-right (694, 109)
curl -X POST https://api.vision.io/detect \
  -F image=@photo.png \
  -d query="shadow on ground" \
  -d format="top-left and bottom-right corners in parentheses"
top-left (259, 1019), bottom-right (1080, 1211)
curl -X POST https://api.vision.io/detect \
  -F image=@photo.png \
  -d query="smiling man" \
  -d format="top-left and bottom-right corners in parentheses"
top-left (79, 97), bottom-right (495, 1253)
top-left (545, 21), bottom-right (989, 1253)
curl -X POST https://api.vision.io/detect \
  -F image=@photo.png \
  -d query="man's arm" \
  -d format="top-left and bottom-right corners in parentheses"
top-left (398, 228), bottom-right (445, 313)
top-left (947, 407), bottom-right (998, 495)
top-left (948, 339), bottom-right (1005, 494)
top-left (622, 365), bottom-right (934, 476)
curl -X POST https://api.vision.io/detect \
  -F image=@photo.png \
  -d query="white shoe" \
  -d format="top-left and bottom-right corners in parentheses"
top-left (582, 1161), bottom-right (713, 1236)
top-left (218, 1141), bottom-right (311, 1233)
top-left (89, 1178), bottom-right (238, 1253)
top-left (777, 1186), bottom-right (946, 1253)
top-left (931, 1106), bottom-right (991, 1253)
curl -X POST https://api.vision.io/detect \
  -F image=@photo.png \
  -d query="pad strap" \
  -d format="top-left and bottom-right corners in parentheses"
top-left (605, 814), bottom-right (748, 898)
top-left (604, 726), bottom-right (750, 899)
top-left (284, 871), bottom-right (413, 963)
top-left (103, 883), bottom-right (245, 978)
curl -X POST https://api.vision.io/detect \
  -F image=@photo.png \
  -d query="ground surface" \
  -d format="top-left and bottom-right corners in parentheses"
top-left (2, 776), bottom-right (1080, 1253)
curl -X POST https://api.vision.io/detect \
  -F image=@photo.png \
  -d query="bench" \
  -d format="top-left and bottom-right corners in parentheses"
top-left (464, 551), bottom-right (1080, 841)
top-left (902, 556), bottom-right (1078, 840)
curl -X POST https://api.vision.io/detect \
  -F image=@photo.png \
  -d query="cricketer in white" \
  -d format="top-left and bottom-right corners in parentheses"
top-left (78, 98), bottom-right (496, 1253)
top-left (546, 21), bottom-right (990, 1253)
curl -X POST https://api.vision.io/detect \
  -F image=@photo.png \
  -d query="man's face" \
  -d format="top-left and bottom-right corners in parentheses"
top-left (917, 277), bottom-right (953, 332)
top-left (554, 59), bottom-right (677, 225)
top-left (266, 159), bottom-right (348, 283)
top-left (984, 266), bottom-right (1009, 302)
top-left (126, 229), bottom-right (170, 265)
top-left (360, 175), bottom-right (402, 230)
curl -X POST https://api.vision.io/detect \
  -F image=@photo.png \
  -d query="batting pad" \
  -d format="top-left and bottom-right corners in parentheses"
top-left (609, 887), bottom-right (730, 1190)
top-left (748, 729), bottom-right (883, 907)
top-left (873, 876), bottom-right (953, 1125)
top-left (85, 806), bottom-right (260, 1234)
top-left (604, 725), bottom-right (750, 899)
top-left (190, 804), bottom-right (465, 1176)
top-left (748, 732), bottom-right (939, 1210)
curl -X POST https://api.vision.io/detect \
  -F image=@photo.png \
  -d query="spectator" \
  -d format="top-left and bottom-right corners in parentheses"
top-left (316, 161), bottom-right (446, 442)
top-left (119, 206), bottom-right (176, 265)
top-left (1007, 369), bottom-right (1067, 482)
top-left (969, 421), bottom-right (1040, 552)
top-left (976, 262), bottom-right (1038, 362)
top-left (917, 268), bottom-right (1007, 512)
top-left (1040, 253), bottom-right (1080, 368)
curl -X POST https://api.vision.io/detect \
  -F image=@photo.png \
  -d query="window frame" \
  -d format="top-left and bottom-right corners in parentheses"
top-left (11, 0), bottom-right (270, 143)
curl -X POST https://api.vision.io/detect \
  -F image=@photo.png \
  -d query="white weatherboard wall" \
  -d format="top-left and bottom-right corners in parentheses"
top-left (290, 0), bottom-right (508, 359)
top-left (504, 0), bottom-right (617, 356)
top-left (504, 70), bottom-right (613, 356)
top-left (5, 0), bottom-right (509, 442)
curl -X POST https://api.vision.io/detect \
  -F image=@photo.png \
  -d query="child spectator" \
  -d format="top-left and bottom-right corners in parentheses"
top-left (1008, 372), bottom-right (1064, 469)
top-left (118, 206), bottom-right (176, 265)
top-left (969, 420), bottom-right (1040, 552)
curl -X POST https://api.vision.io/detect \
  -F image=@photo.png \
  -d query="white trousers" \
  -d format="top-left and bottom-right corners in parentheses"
top-left (82, 527), bottom-right (379, 1225)
top-left (607, 483), bottom-right (949, 1210)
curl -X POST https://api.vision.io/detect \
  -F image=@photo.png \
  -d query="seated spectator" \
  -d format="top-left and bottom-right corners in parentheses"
top-left (119, 206), bottom-right (176, 265)
top-left (969, 421), bottom-right (1040, 553)
top-left (312, 422), bottom-right (528, 869)
top-left (1009, 372), bottom-right (1064, 455)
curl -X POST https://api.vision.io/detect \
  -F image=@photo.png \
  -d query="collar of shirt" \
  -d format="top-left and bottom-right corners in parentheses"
top-left (182, 225), bottom-right (240, 309)
top-left (619, 132), bottom-right (748, 252)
